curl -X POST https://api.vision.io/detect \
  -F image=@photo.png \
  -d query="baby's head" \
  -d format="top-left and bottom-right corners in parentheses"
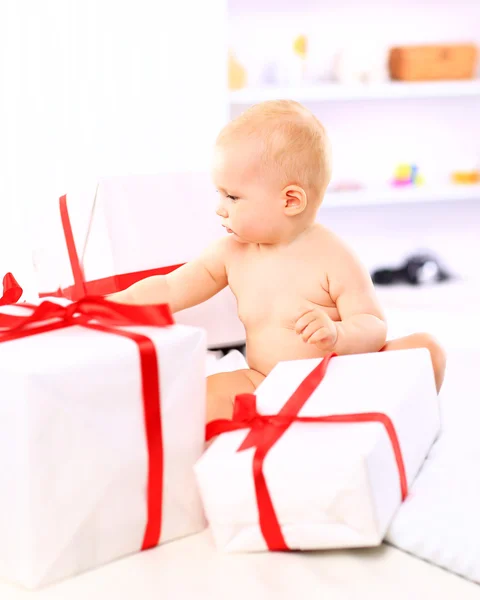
top-left (212, 100), bottom-right (331, 244)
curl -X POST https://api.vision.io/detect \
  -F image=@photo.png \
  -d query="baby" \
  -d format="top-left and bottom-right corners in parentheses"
top-left (111, 100), bottom-right (446, 422)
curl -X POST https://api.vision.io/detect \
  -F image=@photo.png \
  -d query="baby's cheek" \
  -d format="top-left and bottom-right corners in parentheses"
top-left (239, 217), bottom-right (261, 238)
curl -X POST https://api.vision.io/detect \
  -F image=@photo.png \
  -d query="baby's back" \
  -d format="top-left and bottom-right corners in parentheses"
top-left (226, 225), bottom-right (340, 376)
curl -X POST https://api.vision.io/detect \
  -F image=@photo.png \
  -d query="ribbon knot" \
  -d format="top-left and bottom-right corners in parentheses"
top-left (233, 394), bottom-right (279, 428)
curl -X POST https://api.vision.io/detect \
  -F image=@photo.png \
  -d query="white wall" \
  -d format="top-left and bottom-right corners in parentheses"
top-left (1, 0), bottom-right (228, 297)
top-left (228, 0), bottom-right (480, 279)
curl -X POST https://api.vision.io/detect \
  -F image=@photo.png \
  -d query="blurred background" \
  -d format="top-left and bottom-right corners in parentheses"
top-left (1, 0), bottom-right (479, 324)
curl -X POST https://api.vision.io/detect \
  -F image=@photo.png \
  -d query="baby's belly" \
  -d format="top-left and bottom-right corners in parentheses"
top-left (246, 325), bottom-right (332, 377)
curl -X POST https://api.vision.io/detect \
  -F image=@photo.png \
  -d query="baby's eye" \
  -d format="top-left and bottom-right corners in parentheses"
top-left (226, 195), bottom-right (239, 202)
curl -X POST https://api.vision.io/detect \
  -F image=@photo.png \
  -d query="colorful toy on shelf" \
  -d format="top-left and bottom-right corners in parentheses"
top-left (291, 34), bottom-right (308, 83)
top-left (228, 51), bottom-right (247, 91)
top-left (392, 164), bottom-right (424, 187)
top-left (293, 35), bottom-right (308, 59)
top-left (451, 170), bottom-right (480, 184)
top-left (260, 34), bottom-right (315, 87)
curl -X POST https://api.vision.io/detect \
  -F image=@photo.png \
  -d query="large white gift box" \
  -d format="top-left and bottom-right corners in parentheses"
top-left (0, 298), bottom-right (206, 588)
top-left (31, 173), bottom-right (245, 348)
top-left (195, 349), bottom-right (440, 552)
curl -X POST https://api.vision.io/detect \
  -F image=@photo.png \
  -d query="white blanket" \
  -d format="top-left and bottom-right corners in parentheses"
top-left (386, 348), bottom-right (480, 584)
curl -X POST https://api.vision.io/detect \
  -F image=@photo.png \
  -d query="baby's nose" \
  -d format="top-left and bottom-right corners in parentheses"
top-left (216, 204), bottom-right (228, 218)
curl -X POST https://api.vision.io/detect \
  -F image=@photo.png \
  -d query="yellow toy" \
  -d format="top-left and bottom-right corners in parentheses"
top-left (392, 164), bottom-right (424, 187)
top-left (451, 170), bottom-right (480, 184)
top-left (228, 51), bottom-right (247, 91)
top-left (293, 35), bottom-right (308, 58)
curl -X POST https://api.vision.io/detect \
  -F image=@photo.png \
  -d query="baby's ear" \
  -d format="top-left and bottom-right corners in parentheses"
top-left (282, 185), bottom-right (307, 216)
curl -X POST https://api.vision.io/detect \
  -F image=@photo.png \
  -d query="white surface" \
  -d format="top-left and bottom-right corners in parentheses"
top-left (377, 280), bottom-right (480, 350)
top-left (230, 81), bottom-right (480, 104)
top-left (387, 348), bottom-right (480, 585)
top-left (196, 351), bottom-right (439, 552)
top-left (0, 530), bottom-right (478, 600)
top-left (322, 184), bottom-right (480, 208)
top-left (0, 315), bottom-right (207, 588)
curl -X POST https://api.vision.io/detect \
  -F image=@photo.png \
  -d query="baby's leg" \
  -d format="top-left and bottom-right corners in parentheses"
top-left (206, 369), bottom-right (265, 423)
top-left (382, 333), bottom-right (446, 393)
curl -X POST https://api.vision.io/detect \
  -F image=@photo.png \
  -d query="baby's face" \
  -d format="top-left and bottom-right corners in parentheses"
top-left (212, 141), bottom-right (285, 244)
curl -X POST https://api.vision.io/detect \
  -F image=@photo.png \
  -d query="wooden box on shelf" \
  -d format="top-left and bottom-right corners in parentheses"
top-left (389, 44), bottom-right (478, 81)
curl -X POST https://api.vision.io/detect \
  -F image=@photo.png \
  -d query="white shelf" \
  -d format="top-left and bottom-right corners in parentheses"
top-left (230, 80), bottom-right (480, 104)
top-left (322, 184), bottom-right (480, 208)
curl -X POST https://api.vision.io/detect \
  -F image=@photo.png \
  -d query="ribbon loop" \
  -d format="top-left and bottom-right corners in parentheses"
top-left (233, 394), bottom-right (258, 423)
top-left (0, 273), bottom-right (23, 306)
top-left (0, 296), bottom-right (174, 336)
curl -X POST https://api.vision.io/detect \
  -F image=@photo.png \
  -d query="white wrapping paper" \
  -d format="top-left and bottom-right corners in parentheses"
top-left (0, 304), bottom-right (207, 588)
top-left (195, 349), bottom-right (440, 552)
top-left (31, 173), bottom-right (245, 348)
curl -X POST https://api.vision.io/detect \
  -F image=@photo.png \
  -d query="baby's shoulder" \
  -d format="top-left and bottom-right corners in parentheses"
top-left (309, 223), bottom-right (346, 250)
top-left (308, 224), bottom-right (358, 264)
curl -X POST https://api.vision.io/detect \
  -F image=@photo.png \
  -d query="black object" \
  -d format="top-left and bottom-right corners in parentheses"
top-left (209, 343), bottom-right (246, 357)
top-left (372, 253), bottom-right (452, 286)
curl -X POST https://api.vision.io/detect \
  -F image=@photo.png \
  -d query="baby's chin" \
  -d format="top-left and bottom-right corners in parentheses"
top-left (231, 232), bottom-right (250, 244)
top-left (225, 226), bottom-right (265, 244)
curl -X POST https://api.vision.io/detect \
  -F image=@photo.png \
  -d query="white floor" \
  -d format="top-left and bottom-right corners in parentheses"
top-left (1, 530), bottom-right (479, 600)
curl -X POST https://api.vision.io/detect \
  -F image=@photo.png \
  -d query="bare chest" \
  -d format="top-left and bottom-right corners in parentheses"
top-left (227, 251), bottom-right (337, 329)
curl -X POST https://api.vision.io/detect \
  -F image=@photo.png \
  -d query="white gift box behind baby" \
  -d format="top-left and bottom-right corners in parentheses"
top-left (31, 173), bottom-right (245, 348)
top-left (0, 300), bottom-right (206, 589)
top-left (195, 349), bottom-right (440, 552)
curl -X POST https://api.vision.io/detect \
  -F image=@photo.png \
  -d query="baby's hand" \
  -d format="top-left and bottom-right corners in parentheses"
top-left (295, 307), bottom-right (338, 351)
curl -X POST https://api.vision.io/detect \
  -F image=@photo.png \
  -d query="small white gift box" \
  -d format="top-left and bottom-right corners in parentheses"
top-left (195, 349), bottom-right (440, 552)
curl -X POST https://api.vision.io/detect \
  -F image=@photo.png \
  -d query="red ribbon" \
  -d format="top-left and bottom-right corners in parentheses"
top-left (0, 295), bottom-right (174, 551)
top-left (206, 354), bottom-right (408, 551)
top-left (0, 273), bottom-right (23, 305)
top-left (39, 195), bottom-right (183, 300)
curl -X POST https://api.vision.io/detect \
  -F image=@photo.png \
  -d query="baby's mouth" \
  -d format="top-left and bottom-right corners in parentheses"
top-left (222, 225), bottom-right (234, 234)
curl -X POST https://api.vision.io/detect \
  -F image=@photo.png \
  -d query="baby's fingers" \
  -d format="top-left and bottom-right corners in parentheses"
top-left (308, 327), bottom-right (332, 345)
top-left (295, 310), bottom-right (316, 335)
top-left (301, 320), bottom-right (323, 342)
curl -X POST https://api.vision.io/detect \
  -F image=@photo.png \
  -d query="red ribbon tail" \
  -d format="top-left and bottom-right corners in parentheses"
top-left (0, 273), bottom-right (23, 305)
top-left (206, 419), bottom-right (250, 442)
top-left (59, 194), bottom-right (87, 300)
top-left (253, 447), bottom-right (289, 551)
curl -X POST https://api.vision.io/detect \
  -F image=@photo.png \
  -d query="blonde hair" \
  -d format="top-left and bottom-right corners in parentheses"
top-left (216, 100), bottom-right (332, 206)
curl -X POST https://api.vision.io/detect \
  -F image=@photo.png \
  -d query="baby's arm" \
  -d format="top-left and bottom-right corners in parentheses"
top-left (328, 239), bottom-right (387, 355)
top-left (108, 237), bottom-right (229, 311)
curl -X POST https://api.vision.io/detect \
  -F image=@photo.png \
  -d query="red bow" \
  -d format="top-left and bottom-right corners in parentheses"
top-left (0, 295), bottom-right (173, 335)
top-left (0, 273), bottom-right (23, 305)
top-left (206, 354), bottom-right (407, 551)
top-left (0, 295), bottom-right (174, 551)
